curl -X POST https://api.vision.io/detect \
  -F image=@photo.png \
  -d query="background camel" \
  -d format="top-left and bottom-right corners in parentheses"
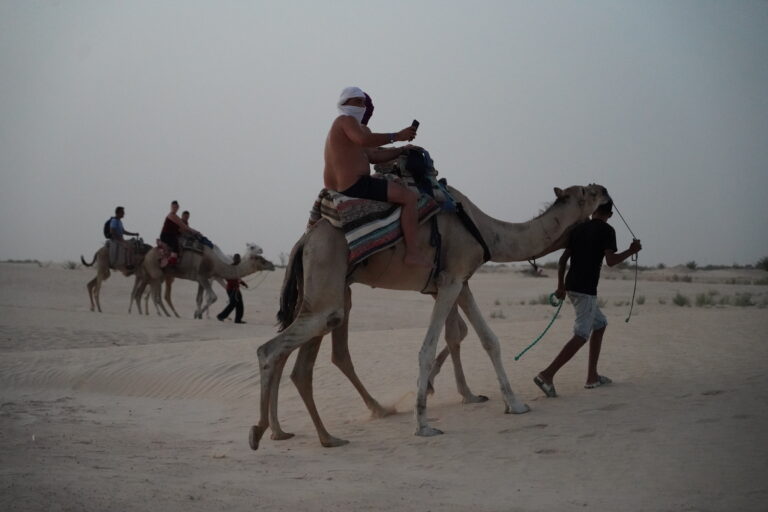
top-left (133, 242), bottom-right (274, 318)
top-left (251, 183), bottom-right (609, 449)
top-left (81, 240), bottom-right (149, 312)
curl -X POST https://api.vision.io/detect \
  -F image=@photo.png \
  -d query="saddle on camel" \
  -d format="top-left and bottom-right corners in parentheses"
top-left (308, 147), bottom-right (479, 284)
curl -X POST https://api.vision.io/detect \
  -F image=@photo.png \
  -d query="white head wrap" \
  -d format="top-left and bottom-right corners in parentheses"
top-left (337, 86), bottom-right (366, 123)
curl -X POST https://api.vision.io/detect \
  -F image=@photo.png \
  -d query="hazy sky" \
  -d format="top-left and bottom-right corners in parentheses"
top-left (1, 0), bottom-right (766, 266)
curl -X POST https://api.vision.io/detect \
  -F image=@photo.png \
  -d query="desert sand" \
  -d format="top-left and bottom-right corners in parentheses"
top-left (1, 260), bottom-right (767, 511)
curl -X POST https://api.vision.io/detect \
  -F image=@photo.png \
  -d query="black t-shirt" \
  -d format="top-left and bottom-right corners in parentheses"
top-left (565, 219), bottom-right (617, 296)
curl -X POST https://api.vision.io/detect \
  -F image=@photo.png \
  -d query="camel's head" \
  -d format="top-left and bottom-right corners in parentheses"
top-left (244, 243), bottom-right (275, 272)
top-left (553, 184), bottom-right (609, 221)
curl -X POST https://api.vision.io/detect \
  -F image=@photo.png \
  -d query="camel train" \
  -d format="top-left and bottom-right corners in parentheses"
top-left (249, 182), bottom-right (609, 449)
top-left (82, 239), bottom-right (274, 317)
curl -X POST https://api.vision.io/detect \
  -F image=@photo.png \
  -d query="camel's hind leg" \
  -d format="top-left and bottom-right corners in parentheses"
top-left (267, 350), bottom-right (297, 441)
top-left (86, 277), bottom-right (98, 312)
top-left (330, 287), bottom-right (395, 418)
top-left (456, 284), bottom-right (529, 415)
top-left (290, 336), bottom-right (349, 447)
top-left (250, 310), bottom-right (344, 450)
top-left (150, 280), bottom-right (171, 317)
top-left (163, 277), bottom-right (180, 318)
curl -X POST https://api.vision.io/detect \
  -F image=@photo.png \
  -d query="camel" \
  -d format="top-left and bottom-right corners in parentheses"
top-left (250, 183), bottom-right (609, 449)
top-left (81, 240), bottom-right (149, 312)
top-left (132, 242), bottom-right (274, 318)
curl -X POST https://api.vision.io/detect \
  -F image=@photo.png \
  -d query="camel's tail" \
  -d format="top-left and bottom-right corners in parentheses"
top-left (276, 233), bottom-right (308, 332)
top-left (80, 253), bottom-right (97, 267)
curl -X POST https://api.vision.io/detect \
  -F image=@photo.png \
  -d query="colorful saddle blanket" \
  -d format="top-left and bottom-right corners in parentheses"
top-left (308, 176), bottom-right (441, 266)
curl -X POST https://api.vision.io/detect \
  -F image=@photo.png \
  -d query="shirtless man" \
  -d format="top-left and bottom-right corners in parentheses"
top-left (324, 86), bottom-right (430, 267)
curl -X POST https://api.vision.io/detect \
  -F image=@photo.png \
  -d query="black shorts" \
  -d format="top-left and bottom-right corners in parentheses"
top-left (340, 175), bottom-right (389, 202)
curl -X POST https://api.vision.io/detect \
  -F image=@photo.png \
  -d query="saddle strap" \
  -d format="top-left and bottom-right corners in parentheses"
top-left (456, 203), bottom-right (491, 263)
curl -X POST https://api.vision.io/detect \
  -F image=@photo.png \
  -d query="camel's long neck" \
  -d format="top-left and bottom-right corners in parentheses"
top-left (210, 258), bottom-right (254, 280)
top-left (459, 195), bottom-right (575, 262)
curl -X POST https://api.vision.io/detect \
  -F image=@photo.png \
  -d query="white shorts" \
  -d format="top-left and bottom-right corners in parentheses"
top-left (568, 291), bottom-right (608, 339)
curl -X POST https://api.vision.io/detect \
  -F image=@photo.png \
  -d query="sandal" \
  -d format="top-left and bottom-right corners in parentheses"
top-left (585, 375), bottom-right (613, 389)
top-left (534, 374), bottom-right (557, 398)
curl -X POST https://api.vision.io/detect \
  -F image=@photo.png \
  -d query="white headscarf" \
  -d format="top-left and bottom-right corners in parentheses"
top-left (337, 86), bottom-right (366, 123)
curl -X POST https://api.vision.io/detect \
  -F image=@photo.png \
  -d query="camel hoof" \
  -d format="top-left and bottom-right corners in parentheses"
top-left (415, 426), bottom-right (444, 437)
top-left (249, 425), bottom-right (266, 450)
top-left (321, 436), bottom-right (349, 448)
top-left (505, 403), bottom-right (531, 415)
top-left (271, 431), bottom-right (295, 441)
top-left (463, 394), bottom-right (490, 404)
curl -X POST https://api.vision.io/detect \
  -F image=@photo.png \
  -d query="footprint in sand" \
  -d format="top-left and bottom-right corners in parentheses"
top-left (701, 390), bottom-right (725, 396)
top-left (631, 427), bottom-right (655, 433)
top-left (578, 402), bottom-right (628, 414)
top-left (534, 448), bottom-right (557, 454)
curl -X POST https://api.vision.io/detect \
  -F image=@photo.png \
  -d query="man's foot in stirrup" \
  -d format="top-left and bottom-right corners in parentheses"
top-left (404, 252), bottom-right (433, 268)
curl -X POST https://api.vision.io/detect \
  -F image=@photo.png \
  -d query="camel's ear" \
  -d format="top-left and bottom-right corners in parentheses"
top-left (554, 187), bottom-right (565, 199)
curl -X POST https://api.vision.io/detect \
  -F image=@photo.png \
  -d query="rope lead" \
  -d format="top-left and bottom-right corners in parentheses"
top-left (514, 293), bottom-right (563, 361)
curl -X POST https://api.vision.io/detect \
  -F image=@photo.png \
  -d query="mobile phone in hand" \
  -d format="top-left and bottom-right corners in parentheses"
top-left (411, 120), bottom-right (420, 131)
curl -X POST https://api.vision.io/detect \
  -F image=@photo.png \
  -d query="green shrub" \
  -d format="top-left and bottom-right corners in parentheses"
top-left (686, 261), bottom-right (698, 270)
top-left (757, 256), bottom-right (768, 272)
top-left (658, 298), bottom-right (667, 305)
top-left (695, 293), bottom-right (715, 307)
top-left (733, 293), bottom-right (754, 307)
top-left (657, 263), bottom-right (666, 269)
top-left (490, 310), bottom-right (506, 319)
top-left (673, 293), bottom-right (690, 307)
top-left (62, 261), bottom-right (79, 270)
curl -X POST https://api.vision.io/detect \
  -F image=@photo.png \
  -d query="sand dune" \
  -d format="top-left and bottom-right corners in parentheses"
top-left (1, 262), bottom-right (767, 511)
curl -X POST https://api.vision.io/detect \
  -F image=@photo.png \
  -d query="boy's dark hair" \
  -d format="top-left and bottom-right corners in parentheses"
top-left (115, 206), bottom-right (124, 215)
top-left (595, 200), bottom-right (613, 215)
top-left (182, 210), bottom-right (189, 216)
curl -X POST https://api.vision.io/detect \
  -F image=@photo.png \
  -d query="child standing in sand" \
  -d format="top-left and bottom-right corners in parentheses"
top-left (534, 200), bottom-right (642, 397)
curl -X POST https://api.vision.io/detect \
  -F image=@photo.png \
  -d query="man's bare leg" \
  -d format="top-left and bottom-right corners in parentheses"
top-left (387, 181), bottom-right (432, 267)
top-left (586, 326), bottom-right (606, 385)
top-left (538, 334), bottom-right (588, 385)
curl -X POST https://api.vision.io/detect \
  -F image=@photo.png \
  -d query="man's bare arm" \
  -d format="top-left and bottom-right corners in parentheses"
top-left (365, 146), bottom-right (406, 164)
top-left (604, 239), bottom-right (642, 267)
top-left (339, 116), bottom-right (416, 147)
top-left (554, 248), bottom-right (571, 299)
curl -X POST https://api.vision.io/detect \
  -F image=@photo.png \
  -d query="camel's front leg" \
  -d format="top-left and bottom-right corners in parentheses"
top-left (428, 304), bottom-right (487, 403)
top-left (332, 287), bottom-right (395, 419)
top-left (416, 280), bottom-right (464, 437)
top-left (290, 336), bottom-right (349, 447)
top-left (456, 284), bottom-right (529, 415)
